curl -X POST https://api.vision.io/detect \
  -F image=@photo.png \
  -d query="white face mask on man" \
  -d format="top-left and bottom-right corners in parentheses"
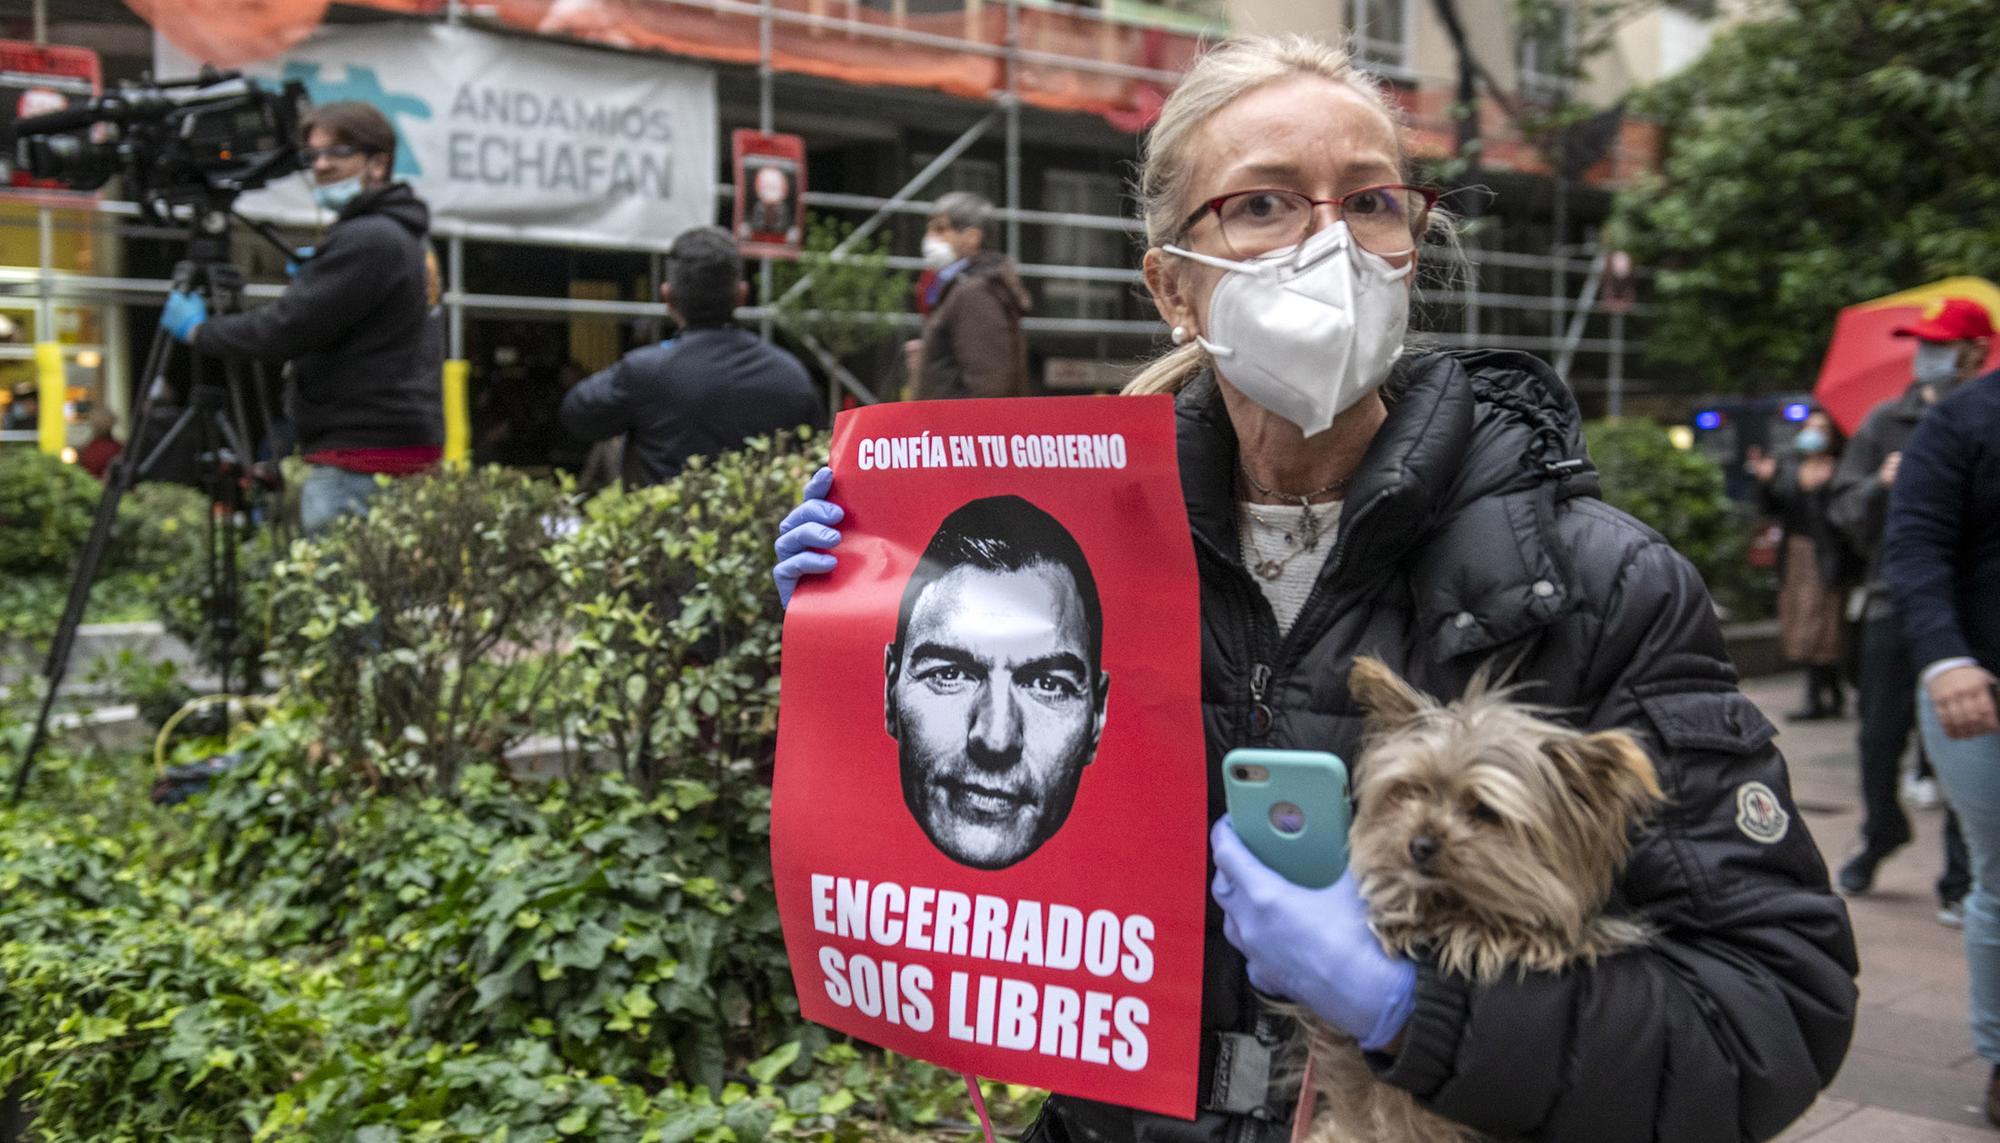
top-left (1165, 221), bottom-right (1411, 437)
top-left (921, 236), bottom-right (958, 270)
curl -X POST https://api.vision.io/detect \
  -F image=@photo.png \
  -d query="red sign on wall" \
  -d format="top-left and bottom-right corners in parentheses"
top-left (0, 40), bottom-right (101, 201)
top-left (732, 129), bottom-right (806, 260)
top-left (773, 396), bottom-right (1207, 1119)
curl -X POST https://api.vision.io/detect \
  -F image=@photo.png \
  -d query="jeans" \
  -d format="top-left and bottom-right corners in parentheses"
top-left (299, 464), bottom-right (385, 536)
top-left (1920, 690), bottom-right (2000, 1062)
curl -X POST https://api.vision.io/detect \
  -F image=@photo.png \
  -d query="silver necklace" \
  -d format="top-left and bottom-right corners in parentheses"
top-left (1241, 504), bottom-right (1328, 582)
top-left (1239, 463), bottom-right (1348, 576)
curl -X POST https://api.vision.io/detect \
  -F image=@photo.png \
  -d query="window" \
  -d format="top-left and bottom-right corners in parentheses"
top-left (1518, 0), bottom-right (1576, 103)
top-left (909, 154), bottom-right (1003, 208)
top-left (1040, 170), bottom-right (1127, 322)
top-left (1350, 0), bottom-right (1413, 76)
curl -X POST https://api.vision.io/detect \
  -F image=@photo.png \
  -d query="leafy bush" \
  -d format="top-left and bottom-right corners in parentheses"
top-left (0, 435), bottom-right (1052, 1138)
top-left (0, 449), bottom-right (96, 576)
top-left (267, 467), bottom-right (575, 795)
top-left (0, 460), bottom-right (212, 648)
top-left (771, 213), bottom-right (913, 359)
top-left (555, 431), bottom-right (818, 794)
top-left (1584, 418), bottom-right (1766, 619)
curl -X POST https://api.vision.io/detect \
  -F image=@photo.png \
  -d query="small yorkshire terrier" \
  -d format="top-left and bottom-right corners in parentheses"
top-left (1294, 657), bottom-right (1665, 1143)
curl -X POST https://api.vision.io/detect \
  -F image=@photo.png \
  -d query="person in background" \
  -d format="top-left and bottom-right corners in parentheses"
top-left (3, 381), bottom-right (36, 432)
top-left (906, 191), bottom-right (1033, 401)
top-left (1828, 297), bottom-right (1991, 908)
top-left (77, 406), bottom-right (123, 479)
top-left (1883, 356), bottom-right (2000, 1125)
top-left (560, 226), bottom-right (820, 485)
top-left (158, 101), bottom-right (442, 535)
top-left (1750, 408), bottom-right (1857, 720)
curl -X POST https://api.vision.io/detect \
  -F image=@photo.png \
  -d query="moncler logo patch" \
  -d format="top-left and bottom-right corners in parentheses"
top-left (1735, 781), bottom-right (1790, 845)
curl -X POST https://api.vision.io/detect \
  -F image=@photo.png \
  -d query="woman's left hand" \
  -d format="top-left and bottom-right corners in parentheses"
top-left (1210, 817), bottom-right (1416, 1051)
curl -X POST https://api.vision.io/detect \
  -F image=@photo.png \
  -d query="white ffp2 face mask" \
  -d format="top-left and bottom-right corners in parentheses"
top-left (921, 236), bottom-right (957, 269)
top-left (1165, 222), bottom-right (1412, 437)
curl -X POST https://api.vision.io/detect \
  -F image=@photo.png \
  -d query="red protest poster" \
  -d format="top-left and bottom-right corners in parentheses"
top-left (732, 129), bottom-right (806, 260)
top-left (774, 396), bottom-right (1205, 1119)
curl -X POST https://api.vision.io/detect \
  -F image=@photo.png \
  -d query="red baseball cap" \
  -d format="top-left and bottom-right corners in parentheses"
top-left (1893, 297), bottom-right (1998, 342)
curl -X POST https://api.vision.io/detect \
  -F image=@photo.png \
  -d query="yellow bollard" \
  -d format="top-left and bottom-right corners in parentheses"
top-left (443, 358), bottom-right (470, 468)
top-left (35, 342), bottom-right (64, 456)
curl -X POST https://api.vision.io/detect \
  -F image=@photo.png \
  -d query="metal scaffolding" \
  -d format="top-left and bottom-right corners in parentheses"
top-left (1, 0), bottom-right (1657, 441)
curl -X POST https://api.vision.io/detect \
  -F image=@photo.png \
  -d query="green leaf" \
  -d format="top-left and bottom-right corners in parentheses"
top-left (746, 1040), bottom-right (801, 1085)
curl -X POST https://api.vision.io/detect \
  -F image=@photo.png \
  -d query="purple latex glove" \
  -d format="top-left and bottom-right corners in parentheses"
top-left (1210, 816), bottom-right (1416, 1051)
top-left (773, 466), bottom-right (842, 608)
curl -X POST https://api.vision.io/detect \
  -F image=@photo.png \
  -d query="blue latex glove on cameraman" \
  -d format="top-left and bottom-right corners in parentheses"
top-left (773, 466), bottom-right (842, 609)
top-left (284, 245), bottom-right (315, 278)
top-left (160, 289), bottom-right (207, 344)
top-left (1210, 816), bottom-right (1417, 1052)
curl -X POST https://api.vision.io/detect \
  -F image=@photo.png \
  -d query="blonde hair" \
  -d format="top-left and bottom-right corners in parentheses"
top-left (1125, 34), bottom-right (1441, 397)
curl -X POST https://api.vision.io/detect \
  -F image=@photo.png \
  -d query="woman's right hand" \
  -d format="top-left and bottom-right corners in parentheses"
top-left (773, 466), bottom-right (843, 609)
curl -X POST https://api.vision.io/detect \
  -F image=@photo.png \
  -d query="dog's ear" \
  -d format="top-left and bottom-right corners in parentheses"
top-left (1349, 656), bottom-right (1431, 732)
top-left (1545, 729), bottom-right (1663, 815)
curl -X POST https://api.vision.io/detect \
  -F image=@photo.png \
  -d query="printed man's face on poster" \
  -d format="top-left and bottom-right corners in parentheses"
top-left (882, 496), bottom-right (1111, 871)
top-left (754, 164), bottom-right (789, 205)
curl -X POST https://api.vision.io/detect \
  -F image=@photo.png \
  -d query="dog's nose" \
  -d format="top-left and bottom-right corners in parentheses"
top-left (1408, 834), bottom-right (1440, 867)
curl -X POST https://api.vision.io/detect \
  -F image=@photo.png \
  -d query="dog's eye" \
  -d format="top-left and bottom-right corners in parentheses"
top-left (1468, 800), bottom-right (1502, 825)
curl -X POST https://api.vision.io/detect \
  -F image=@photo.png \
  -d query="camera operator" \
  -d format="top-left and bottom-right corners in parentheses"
top-left (158, 101), bottom-right (443, 534)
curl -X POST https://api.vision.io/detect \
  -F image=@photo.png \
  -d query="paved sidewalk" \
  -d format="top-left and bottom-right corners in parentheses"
top-left (1740, 673), bottom-right (1994, 1141)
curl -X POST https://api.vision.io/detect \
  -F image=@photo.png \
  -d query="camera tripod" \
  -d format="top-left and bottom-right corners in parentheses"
top-left (11, 194), bottom-right (290, 801)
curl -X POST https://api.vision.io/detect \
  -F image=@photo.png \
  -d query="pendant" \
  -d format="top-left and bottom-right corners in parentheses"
top-left (1255, 558), bottom-right (1285, 581)
top-left (1298, 503), bottom-right (1320, 551)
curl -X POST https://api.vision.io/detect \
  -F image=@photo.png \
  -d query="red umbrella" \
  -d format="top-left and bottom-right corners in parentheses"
top-left (1813, 277), bottom-right (2000, 435)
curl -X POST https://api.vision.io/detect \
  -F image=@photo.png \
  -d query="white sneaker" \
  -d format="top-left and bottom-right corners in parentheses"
top-left (1902, 775), bottom-right (1941, 809)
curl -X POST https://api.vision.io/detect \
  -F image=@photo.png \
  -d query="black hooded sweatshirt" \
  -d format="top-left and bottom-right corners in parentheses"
top-left (198, 182), bottom-right (443, 453)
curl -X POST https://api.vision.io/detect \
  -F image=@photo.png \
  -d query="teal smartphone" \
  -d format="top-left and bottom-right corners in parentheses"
top-left (1222, 748), bottom-right (1351, 889)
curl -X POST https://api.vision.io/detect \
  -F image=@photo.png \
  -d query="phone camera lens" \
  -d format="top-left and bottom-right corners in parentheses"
top-left (1269, 802), bottom-right (1305, 836)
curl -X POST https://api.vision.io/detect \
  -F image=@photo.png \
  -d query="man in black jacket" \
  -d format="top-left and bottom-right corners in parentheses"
top-left (1827, 298), bottom-right (1993, 900)
top-left (1885, 361), bottom-right (2000, 1125)
top-left (559, 226), bottom-right (820, 485)
top-left (159, 101), bottom-right (443, 534)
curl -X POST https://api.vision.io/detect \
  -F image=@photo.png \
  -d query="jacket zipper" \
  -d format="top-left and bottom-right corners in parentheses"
top-left (1248, 661), bottom-right (1273, 741)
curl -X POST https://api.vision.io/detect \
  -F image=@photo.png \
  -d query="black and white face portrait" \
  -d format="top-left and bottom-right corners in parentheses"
top-left (884, 496), bottom-right (1110, 870)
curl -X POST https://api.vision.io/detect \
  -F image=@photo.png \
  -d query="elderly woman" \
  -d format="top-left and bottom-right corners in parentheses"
top-left (775, 35), bottom-right (1856, 1143)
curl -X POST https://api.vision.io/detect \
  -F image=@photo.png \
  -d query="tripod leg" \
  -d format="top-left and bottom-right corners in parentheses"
top-left (10, 325), bottom-right (185, 800)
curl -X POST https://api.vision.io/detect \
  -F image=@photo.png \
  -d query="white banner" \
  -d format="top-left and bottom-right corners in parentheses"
top-left (157, 23), bottom-right (718, 250)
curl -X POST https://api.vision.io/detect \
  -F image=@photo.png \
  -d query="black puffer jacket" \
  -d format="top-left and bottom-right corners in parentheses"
top-left (198, 183), bottom-right (443, 453)
top-left (1035, 351), bottom-right (1858, 1143)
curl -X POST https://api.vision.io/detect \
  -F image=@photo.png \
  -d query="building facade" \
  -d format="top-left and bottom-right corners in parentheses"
top-left (0, 0), bottom-right (1734, 457)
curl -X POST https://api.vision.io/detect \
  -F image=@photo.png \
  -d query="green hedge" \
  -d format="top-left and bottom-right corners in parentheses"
top-left (1584, 418), bottom-right (1768, 620)
top-left (0, 436), bottom-right (1045, 1140)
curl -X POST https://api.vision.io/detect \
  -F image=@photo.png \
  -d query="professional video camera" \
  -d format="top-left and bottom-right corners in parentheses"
top-left (9, 70), bottom-right (312, 798)
top-left (14, 69), bottom-right (307, 210)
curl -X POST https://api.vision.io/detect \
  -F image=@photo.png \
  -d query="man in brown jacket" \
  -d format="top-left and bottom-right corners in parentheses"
top-left (908, 191), bottom-right (1033, 400)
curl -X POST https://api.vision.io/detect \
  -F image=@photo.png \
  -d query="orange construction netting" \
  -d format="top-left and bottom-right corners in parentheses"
top-left (130, 0), bottom-right (1199, 130)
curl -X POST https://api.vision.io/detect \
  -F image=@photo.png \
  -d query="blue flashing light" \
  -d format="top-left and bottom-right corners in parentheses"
top-left (1694, 410), bottom-right (1722, 431)
top-left (1782, 402), bottom-right (1810, 422)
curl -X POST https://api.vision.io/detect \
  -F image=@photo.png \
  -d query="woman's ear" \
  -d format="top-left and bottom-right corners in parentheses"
top-left (1142, 247), bottom-right (1198, 337)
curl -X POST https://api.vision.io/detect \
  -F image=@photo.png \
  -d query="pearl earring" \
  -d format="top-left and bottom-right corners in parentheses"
top-left (1171, 325), bottom-right (1188, 346)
